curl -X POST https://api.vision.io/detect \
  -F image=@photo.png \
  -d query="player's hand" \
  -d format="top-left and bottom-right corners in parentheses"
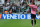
top-left (26, 0), bottom-right (27, 2)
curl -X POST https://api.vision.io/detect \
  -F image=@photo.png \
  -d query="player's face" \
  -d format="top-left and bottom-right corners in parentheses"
top-left (31, 2), bottom-right (33, 5)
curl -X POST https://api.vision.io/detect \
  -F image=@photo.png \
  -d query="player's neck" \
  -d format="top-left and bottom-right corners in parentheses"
top-left (32, 4), bottom-right (33, 5)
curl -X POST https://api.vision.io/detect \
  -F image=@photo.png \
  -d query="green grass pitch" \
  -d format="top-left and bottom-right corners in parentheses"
top-left (0, 19), bottom-right (40, 27)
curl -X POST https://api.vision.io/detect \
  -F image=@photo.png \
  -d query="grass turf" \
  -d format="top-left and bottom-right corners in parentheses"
top-left (0, 19), bottom-right (40, 27)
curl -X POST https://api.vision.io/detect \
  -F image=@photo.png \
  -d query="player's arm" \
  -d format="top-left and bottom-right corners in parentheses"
top-left (36, 9), bottom-right (39, 15)
top-left (26, 0), bottom-right (29, 6)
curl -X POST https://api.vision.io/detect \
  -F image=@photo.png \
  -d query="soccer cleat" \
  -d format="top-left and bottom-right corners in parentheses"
top-left (32, 26), bottom-right (33, 27)
top-left (35, 25), bottom-right (36, 27)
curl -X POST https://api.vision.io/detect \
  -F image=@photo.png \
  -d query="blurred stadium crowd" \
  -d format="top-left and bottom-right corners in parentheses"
top-left (0, 0), bottom-right (40, 14)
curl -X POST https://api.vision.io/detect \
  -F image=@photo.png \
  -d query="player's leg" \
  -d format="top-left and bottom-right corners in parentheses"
top-left (31, 14), bottom-right (34, 27)
top-left (31, 19), bottom-right (33, 27)
top-left (34, 18), bottom-right (36, 27)
top-left (34, 15), bottom-right (36, 27)
top-left (34, 19), bottom-right (36, 27)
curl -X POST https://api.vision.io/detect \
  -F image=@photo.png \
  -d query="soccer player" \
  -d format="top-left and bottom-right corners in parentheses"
top-left (26, 0), bottom-right (39, 27)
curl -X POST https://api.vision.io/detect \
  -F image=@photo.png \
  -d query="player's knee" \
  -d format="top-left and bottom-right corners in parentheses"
top-left (34, 18), bottom-right (36, 20)
top-left (31, 19), bottom-right (34, 20)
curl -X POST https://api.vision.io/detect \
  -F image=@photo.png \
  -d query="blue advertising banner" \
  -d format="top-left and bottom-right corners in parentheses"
top-left (1, 14), bottom-right (40, 19)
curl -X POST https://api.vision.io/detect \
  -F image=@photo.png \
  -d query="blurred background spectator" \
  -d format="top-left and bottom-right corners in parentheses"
top-left (38, 4), bottom-right (40, 14)
top-left (4, 10), bottom-right (8, 14)
top-left (0, 0), bottom-right (40, 14)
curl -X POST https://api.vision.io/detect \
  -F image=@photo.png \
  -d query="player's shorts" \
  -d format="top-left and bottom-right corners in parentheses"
top-left (31, 14), bottom-right (36, 19)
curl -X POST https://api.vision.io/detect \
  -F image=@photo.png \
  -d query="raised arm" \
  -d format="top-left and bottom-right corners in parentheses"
top-left (36, 9), bottom-right (39, 15)
top-left (26, 0), bottom-right (29, 6)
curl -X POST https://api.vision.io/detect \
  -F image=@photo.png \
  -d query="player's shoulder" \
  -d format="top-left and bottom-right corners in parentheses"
top-left (33, 5), bottom-right (37, 7)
